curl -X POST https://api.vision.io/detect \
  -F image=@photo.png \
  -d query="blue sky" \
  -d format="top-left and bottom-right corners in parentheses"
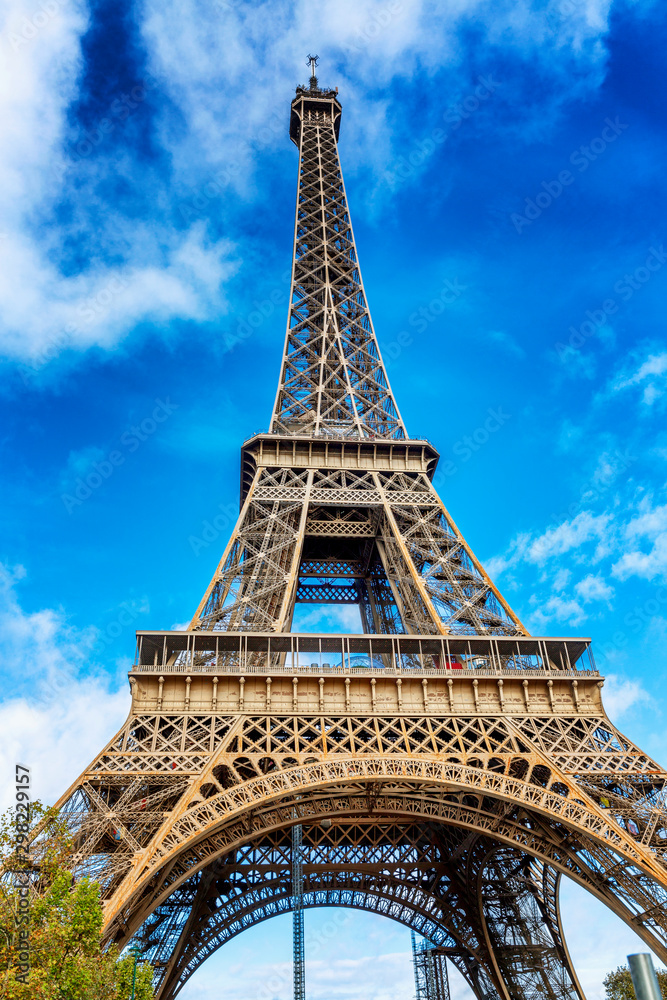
top-left (1, 0), bottom-right (667, 996)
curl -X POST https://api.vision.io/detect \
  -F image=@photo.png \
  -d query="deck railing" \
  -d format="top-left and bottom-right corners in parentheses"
top-left (133, 631), bottom-right (597, 677)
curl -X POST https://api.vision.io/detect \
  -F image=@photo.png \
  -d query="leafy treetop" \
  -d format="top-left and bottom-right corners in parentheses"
top-left (604, 964), bottom-right (667, 1000)
top-left (0, 802), bottom-right (154, 1000)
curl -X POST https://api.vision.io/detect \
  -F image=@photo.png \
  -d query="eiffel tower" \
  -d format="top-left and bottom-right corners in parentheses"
top-left (55, 59), bottom-right (667, 1000)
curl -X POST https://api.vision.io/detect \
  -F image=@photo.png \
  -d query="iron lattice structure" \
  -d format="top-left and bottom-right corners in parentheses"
top-left (53, 67), bottom-right (667, 1000)
top-left (292, 821), bottom-right (305, 1000)
top-left (412, 930), bottom-right (451, 1000)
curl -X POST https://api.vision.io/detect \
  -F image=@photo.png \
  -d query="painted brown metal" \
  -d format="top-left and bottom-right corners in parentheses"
top-left (54, 70), bottom-right (667, 1000)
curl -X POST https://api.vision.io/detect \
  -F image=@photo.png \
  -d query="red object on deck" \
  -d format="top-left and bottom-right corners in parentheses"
top-left (433, 655), bottom-right (462, 669)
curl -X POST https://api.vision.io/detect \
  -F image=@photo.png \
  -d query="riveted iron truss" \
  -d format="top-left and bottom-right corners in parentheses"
top-left (49, 70), bottom-right (667, 1000)
top-left (412, 930), bottom-right (452, 1000)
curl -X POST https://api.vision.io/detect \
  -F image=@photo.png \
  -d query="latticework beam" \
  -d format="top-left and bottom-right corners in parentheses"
top-left (271, 84), bottom-right (404, 440)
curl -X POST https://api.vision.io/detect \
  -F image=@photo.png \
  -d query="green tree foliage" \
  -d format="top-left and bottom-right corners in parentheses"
top-left (604, 964), bottom-right (667, 1000)
top-left (0, 803), bottom-right (154, 999)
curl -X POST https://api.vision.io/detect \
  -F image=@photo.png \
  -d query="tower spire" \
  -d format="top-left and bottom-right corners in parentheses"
top-left (274, 72), bottom-right (405, 440)
top-left (307, 53), bottom-right (319, 91)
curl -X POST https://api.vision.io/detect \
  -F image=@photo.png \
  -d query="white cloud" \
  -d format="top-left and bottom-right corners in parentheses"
top-left (529, 594), bottom-right (586, 631)
top-left (612, 497), bottom-right (667, 582)
top-left (600, 674), bottom-right (650, 722)
top-left (613, 543), bottom-right (667, 582)
top-left (486, 329), bottom-right (525, 358)
top-left (2, 224), bottom-right (239, 367)
top-left (574, 573), bottom-right (614, 602)
top-left (590, 447), bottom-right (637, 488)
top-left (484, 531), bottom-right (532, 579)
top-left (489, 513), bottom-right (613, 581)
top-left (0, 561), bottom-right (95, 701)
top-left (292, 604), bottom-right (363, 634)
top-left (617, 352), bottom-right (667, 389)
top-left (0, 0), bottom-right (617, 368)
top-left (624, 498), bottom-right (667, 539)
top-left (0, 561), bottom-right (129, 810)
top-left (483, 486), bottom-right (663, 628)
top-left (0, 0), bottom-right (239, 367)
top-left (484, 479), bottom-right (666, 635)
top-left (0, 0), bottom-right (87, 207)
top-left (553, 567), bottom-right (572, 591)
top-left (0, 680), bottom-right (129, 812)
top-left (141, 0), bottom-right (613, 174)
top-left (612, 351), bottom-right (667, 405)
top-left (526, 511), bottom-right (611, 564)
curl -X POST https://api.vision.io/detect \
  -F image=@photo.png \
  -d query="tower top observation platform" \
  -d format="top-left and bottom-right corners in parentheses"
top-left (290, 54), bottom-right (342, 144)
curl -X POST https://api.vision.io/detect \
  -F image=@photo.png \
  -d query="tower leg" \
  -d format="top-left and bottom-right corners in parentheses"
top-left (473, 845), bottom-right (586, 1000)
top-left (190, 467), bottom-right (312, 632)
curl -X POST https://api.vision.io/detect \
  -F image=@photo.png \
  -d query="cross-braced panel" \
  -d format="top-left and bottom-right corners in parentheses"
top-left (189, 464), bottom-right (525, 636)
top-left (191, 468), bottom-right (312, 632)
top-left (473, 846), bottom-right (584, 1000)
top-left (412, 932), bottom-right (452, 1000)
top-left (70, 692), bottom-right (667, 952)
top-left (374, 472), bottom-right (523, 636)
top-left (53, 692), bottom-right (667, 1000)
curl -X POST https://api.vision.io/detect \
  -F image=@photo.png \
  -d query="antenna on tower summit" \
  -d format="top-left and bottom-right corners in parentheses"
top-left (307, 53), bottom-right (319, 90)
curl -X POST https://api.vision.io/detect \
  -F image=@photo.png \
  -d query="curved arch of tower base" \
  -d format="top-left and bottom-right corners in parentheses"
top-left (58, 750), bottom-right (667, 979)
top-left (55, 665), bottom-right (667, 999)
top-left (136, 823), bottom-right (586, 1000)
top-left (56, 675), bottom-right (667, 995)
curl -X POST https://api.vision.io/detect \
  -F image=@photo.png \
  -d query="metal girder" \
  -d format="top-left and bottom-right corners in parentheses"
top-left (58, 714), bottom-right (667, 944)
top-left (292, 822), bottom-right (305, 1000)
top-left (295, 581), bottom-right (359, 603)
top-left (185, 80), bottom-right (525, 636)
top-left (472, 844), bottom-right (585, 1000)
top-left (55, 713), bottom-right (667, 997)
top-left (412, 931), bottom-right (452, 1000)
top-left (131, 822), bottom-right (500, 999)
